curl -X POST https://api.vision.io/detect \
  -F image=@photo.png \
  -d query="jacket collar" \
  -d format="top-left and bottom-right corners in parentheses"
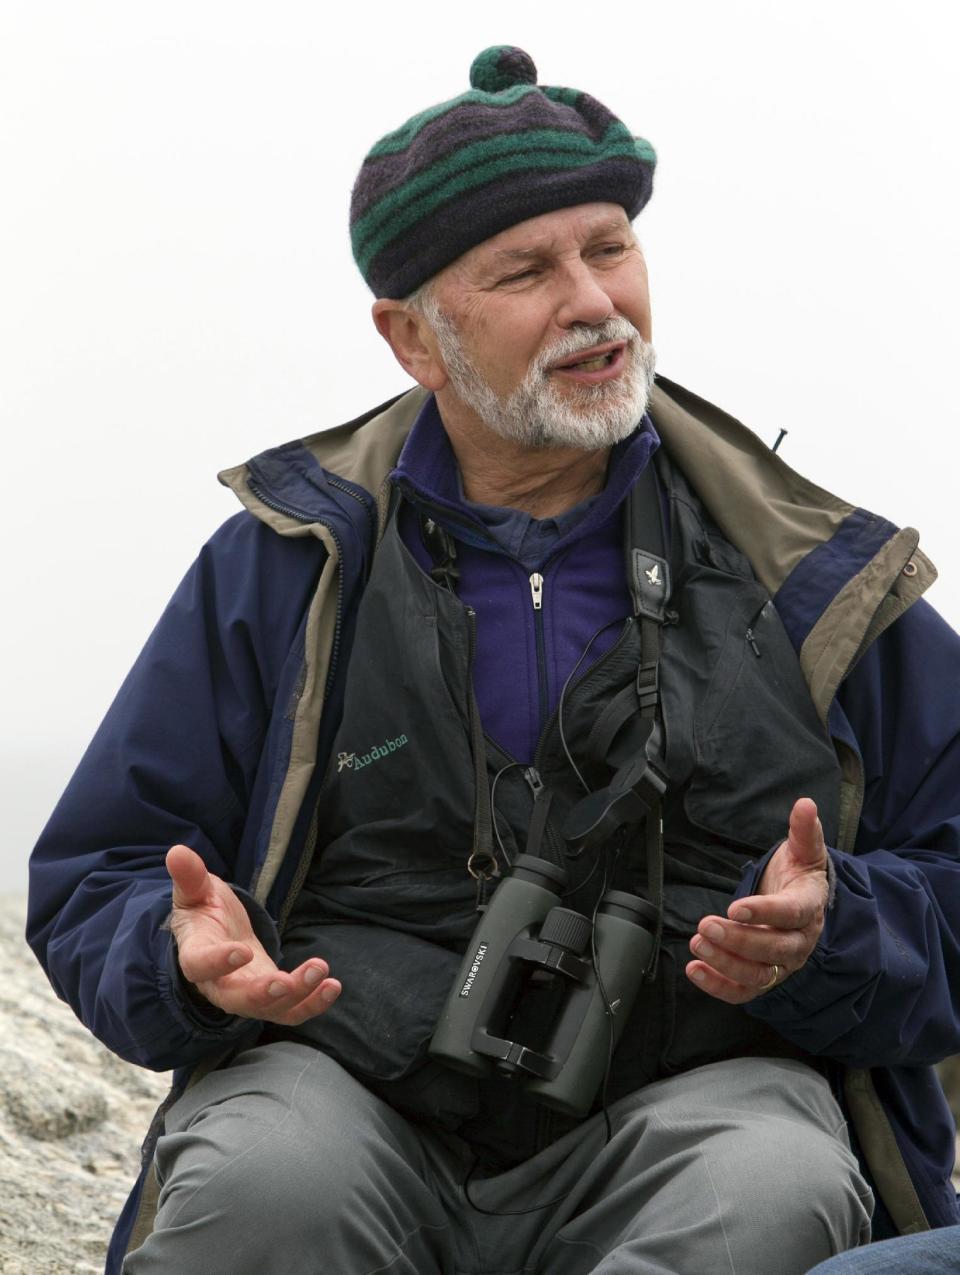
top-left (219, 376), bottom-right (936, 721)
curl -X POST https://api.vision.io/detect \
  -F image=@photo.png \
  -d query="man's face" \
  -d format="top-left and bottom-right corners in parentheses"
top-left (424, 202), bottom-right (655, 450)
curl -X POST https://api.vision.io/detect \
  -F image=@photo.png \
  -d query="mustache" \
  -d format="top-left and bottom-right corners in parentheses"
top-left (532, 318), bottom-right (645, 375)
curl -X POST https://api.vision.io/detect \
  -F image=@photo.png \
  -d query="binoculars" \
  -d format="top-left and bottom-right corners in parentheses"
top-left (429, 854), bottom-right (657, 1117)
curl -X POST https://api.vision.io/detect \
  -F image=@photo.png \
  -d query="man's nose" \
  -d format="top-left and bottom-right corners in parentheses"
top-left (554, 261), bottom-right (616, 329)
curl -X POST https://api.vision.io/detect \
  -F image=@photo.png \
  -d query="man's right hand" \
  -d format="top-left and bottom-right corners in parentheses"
top-left (166, 844), bottom-right (341, 1025)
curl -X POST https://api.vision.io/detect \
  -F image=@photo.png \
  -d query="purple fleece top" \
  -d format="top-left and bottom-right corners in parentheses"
top-left (392, 395), bottom-right (660, 763)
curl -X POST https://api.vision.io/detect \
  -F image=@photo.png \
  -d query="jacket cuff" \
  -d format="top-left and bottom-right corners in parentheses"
top-left (163, 886), bottom-right (282, 1033)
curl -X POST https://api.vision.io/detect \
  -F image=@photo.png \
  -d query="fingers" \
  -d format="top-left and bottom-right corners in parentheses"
top-left (693, 938), bottom-right (780, 994)
top-left (177, 940), bottom-right (254, 985)
top-left (166, 844), bottom-right (210, 908)
top-left (195, 956), bottom-right (342, 1024)
top-left (282, 977), bottom-right (343, 1027)
top-left (249, 960), bottom-right (341, 1025)
top-left (689, 922), bottom-right (800, 982)
top-left (688, 897), bottom-right (824, 1003)
top-left (685, 958), bottom-right (776, 1005)
top-left (687, 911), bottom-right (791, 1003)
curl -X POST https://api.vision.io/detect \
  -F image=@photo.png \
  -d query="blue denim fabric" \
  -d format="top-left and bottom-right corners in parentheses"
top-left (807, 1226), bottom-right (960, 1273)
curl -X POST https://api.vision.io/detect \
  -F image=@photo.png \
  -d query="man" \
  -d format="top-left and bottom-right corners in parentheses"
top-left (27, 45), bottom-right (960, 1275)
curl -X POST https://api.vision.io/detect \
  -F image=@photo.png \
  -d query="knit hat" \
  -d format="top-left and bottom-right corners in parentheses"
top-left (350, 46), bottom-right (656, 298)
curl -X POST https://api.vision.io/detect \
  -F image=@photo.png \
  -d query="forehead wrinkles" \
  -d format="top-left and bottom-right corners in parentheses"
top-left (467, 215), bottom-right (633, 278)
top-left (498, 217), bottom-right (628, 256)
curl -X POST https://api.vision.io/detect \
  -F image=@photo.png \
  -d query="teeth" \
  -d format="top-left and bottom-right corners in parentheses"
top-left (576, 357), bottom-right (607, 371)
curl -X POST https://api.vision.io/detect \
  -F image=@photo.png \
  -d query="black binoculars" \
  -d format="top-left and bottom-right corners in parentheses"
top-left (429, 854), bottom-right (657, 1117)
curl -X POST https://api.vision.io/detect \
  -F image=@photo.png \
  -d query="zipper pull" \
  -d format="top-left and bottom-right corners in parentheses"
top-left (529, 573), bottom-right (544, 611)
top-left (524, 766), bottom-right (545, 797)
top-left (746, 628), bottom-right (761, 657)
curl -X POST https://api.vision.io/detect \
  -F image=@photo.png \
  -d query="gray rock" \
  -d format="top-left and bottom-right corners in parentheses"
top-left (0, 1045), bottom-right (109, 1140)
top-left (0, 897), bottom-right (169, 1274)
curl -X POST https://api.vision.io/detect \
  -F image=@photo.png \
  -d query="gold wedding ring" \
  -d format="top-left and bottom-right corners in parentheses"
top-left (760, 964), bottom-right (781, 993)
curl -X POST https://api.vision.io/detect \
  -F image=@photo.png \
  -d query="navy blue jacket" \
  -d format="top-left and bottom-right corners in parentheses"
top-left (26, 381), bottom-right (960, 1266)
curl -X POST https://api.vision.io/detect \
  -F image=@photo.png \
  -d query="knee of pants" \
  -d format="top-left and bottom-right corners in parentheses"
top-left (152, 1044), bottom-right (433, 1237)
top-left (155, 1108), bottom-right (376, 1227)
top-left (700, 1115), bottom-right (874, 1245)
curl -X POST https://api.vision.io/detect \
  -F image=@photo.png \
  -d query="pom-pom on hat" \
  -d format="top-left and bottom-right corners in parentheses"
top-left (350, 46), bottom-right (656, 298)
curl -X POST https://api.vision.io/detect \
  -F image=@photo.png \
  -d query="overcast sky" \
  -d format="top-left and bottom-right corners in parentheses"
top-left (3, 0), bottom-right (958, 893)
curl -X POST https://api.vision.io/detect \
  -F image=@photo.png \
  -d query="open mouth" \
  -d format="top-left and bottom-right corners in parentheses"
top-left (565, 351), bottom-right (617, 372)
top-left (549, 342), bottom-right (627, 378)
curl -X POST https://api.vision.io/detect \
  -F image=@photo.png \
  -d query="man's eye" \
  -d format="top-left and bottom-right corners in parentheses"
top-left (499, 269), bottom-right (539, 285)
top-left (596, 243), bottom-right (627, 258)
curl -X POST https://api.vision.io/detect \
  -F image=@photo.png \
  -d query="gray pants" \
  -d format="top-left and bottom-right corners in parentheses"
top-left (124, 1042), bottom-right (873, 1275)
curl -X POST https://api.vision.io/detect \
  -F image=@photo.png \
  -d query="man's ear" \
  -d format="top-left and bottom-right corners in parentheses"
top-left (372, 300), bottom-right (447, 391)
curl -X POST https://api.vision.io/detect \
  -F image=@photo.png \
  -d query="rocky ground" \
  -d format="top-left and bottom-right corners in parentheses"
top-left (0, 897), bottom-right (169, 1274)
top-left (1, 895), bottom-right (958, 1273)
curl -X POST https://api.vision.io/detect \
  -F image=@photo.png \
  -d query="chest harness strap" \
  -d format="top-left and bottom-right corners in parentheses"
top-left (561, 463), bottom-right (671, 979)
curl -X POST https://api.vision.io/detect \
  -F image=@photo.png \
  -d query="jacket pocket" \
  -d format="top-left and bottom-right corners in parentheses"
top-left (683, 596), bottom-right (841, 850)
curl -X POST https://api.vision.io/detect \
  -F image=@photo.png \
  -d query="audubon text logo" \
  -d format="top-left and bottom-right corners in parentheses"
top-left (337, 734), bottom-right (409, 773)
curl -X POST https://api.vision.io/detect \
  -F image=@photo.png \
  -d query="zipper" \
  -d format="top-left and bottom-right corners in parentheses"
top-left (533, 618), bottom-right (633, 774)
top-left (522, 764), bottom-right (564, 869)
top-left (465, 605), bottom-right (496, 878)
top-left (278, 804), bottom-right (320, 933)
top-left (420, 546), bottom-right (496, 885)
top-left (524, 766), bottom-right (545, 801)
top-left (745, 599), bottom-right (772, 659)
top-left (537, 619), bottom-right (636, 869)
top-left (327, 474), bottom-right (373, 511)
top-left (245, 478), bottom-right (317, 524)
top-left (246, 476), bottom-right (347, 703)
top-left (245, 477), bottom-right (350, 915)
top-left (529, 572), bottom-right (549, 731)
top-left (273, 489), bottom-right (380, 927)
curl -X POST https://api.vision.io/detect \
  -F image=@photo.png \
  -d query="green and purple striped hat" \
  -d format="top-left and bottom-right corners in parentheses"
top-left (350, 46), bottom-right (656, 298)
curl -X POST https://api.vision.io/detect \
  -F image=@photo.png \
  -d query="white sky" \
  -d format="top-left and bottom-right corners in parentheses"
top-left (3, 0), bottom-right (958, 892)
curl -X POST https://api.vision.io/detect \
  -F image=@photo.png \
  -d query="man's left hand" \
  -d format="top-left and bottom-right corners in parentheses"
top-left (685, 797), bottom-right (829, 1004)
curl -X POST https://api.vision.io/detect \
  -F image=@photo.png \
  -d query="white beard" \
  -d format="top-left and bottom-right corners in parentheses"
top-left (423, 301), bottom-right (657, 451)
